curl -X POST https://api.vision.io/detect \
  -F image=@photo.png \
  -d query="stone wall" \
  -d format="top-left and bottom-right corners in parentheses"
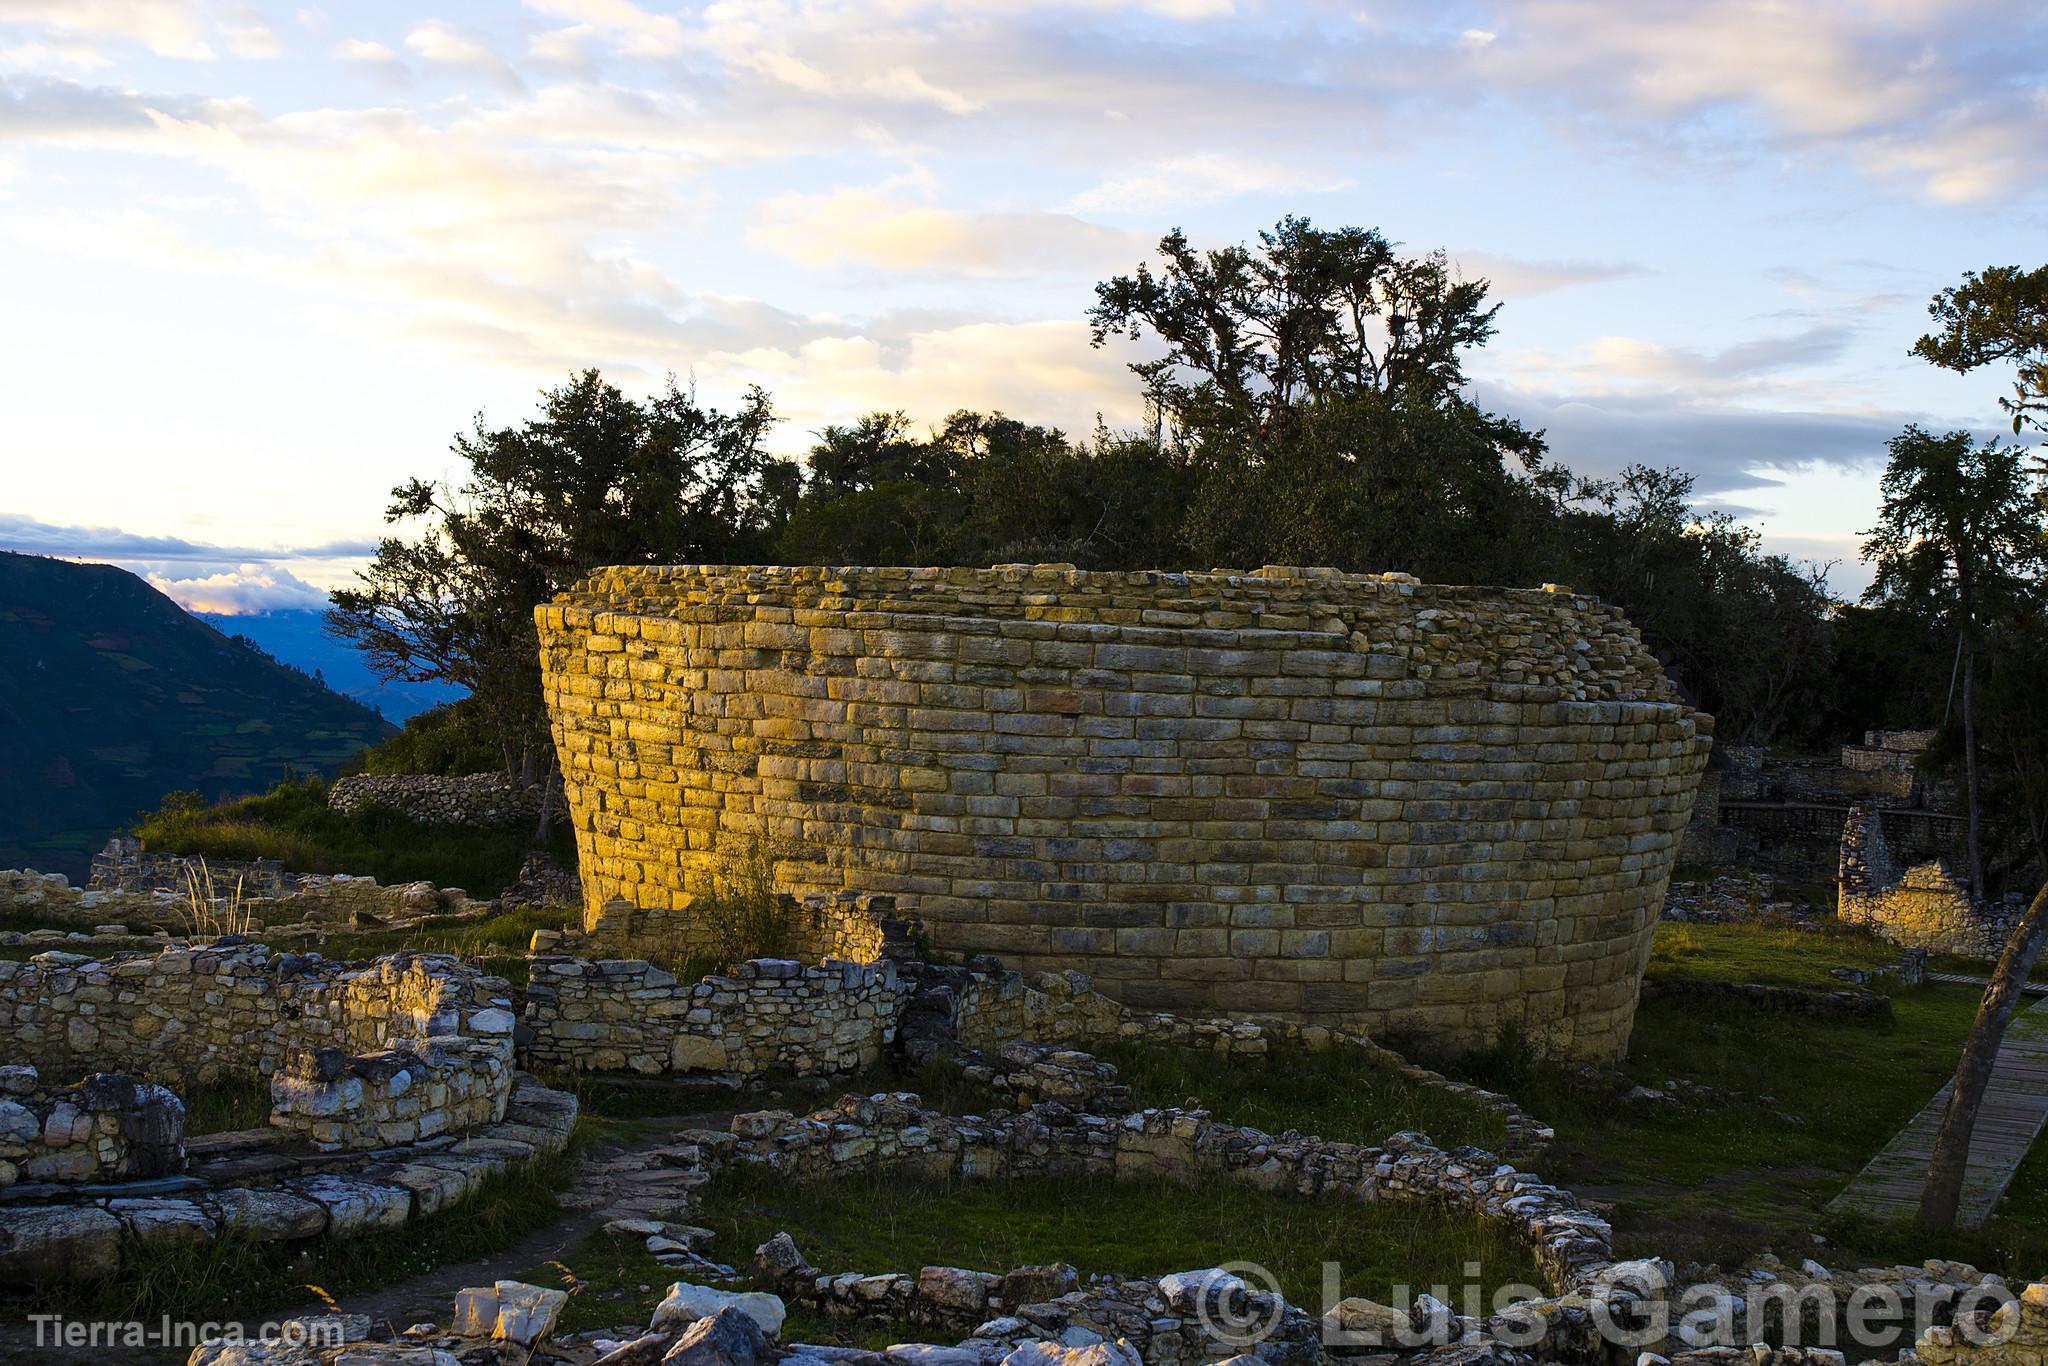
top-left (88, 837), bottom-right (292, 897)
top-left (522, 954), bottom-right (908, 1076)
top-left (269, 1039), bottom-right (510, 1152)
top-left (0, 943), bottom-right (517, 1085)
top-left (537, 564), bottom-right (1712, 1059)
top-left (2, 862), bottom-right (486, 934)
top-left (0, 1066), bottom-right (184, 1186)
top-left (1839, 805), bottom-right (2019, 959)
top-left (327, 773), bottom-right (551, 828)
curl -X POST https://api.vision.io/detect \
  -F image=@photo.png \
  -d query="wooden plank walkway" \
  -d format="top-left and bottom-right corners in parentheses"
top-left (1925, 971), bottom-right (2048, 995)
top-left (1829, 992), bottom-right (2048, 1227)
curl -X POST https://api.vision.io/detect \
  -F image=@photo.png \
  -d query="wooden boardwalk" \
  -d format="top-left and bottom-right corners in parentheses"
top-left (1829, 992), bottom-right (2048, 1227)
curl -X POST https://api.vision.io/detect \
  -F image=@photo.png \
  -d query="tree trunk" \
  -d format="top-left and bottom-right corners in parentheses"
top-left (1961, 632), bottom-right (1985, 895)
top-left (531, 753), bottom-right (559, 848)
top-left (1918, 879), bottom-right (2048, 1227)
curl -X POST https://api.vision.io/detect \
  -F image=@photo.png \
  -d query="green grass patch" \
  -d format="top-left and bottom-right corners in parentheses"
top-left (549, 1164), bottom-right (1548, 1337)
top-left (1645, 920), bottom-right (1906, 992)
top-left (1097, 1040), bottom-right (1509, 1155)
top-left (699, 1164), bottom-right (1547, 1309)
top-left (134, 777), bottom-right (575, 898)
top-left (174, 1067), bottom-right (271, 1135)
top-left (1453, 919), bottom-right (2048, 1278)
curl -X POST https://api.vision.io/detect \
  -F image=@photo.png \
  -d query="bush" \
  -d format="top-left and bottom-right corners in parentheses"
top-left (351, 698), bottom-right (504, 777)
top-left (133, 777), bottom-right (575, 895)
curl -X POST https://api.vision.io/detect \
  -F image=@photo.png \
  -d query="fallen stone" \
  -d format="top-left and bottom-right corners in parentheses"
top-left (650, 1282), bottom-right (786, 1337)
top-left (663, 1305), bottom-right (767, 1366)
top-left (593, 1333), bottom-right (678, 1366)
top-left (452, 1278), bottom-right (569, 1346)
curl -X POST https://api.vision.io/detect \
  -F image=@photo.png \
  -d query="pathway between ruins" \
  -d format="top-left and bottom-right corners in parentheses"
top-left (1829, 992), bottom-right (2048, 1227)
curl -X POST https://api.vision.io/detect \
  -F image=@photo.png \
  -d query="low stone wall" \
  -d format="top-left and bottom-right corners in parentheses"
top-left (715, 1092), bottom-right (1611, 1299)
top-left (0, 1066), bottom-right (184, 1186)
top-left (89, 838), bottom-right (291, 897)
top-left (954, 964), bottom-right (1555, 1161)
top-left (0, 1075), bottom-right (577, 1285)
top-left (327, 773), bottom-right (549, 828)
top-left (1642, 976), bottom-right (1893, 1023)
top-left (1, 864), bottom-right (487, 935)
top-left (0, 943), bottom-right (517, 1085)
top-left (523, 954), bottom-right (908, 1076)
top-left (269, 1039), bottom-right (510, 1152)
top-left (1839, 805), bottom-right (2018, 959)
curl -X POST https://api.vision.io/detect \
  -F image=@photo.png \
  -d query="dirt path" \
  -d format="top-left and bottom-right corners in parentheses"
top-left (0, 1109), bottom-right (738, 1365)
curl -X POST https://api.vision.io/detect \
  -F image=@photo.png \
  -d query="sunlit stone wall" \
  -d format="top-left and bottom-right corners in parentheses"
top-left (536, 564), bottom-right (1712, 1058)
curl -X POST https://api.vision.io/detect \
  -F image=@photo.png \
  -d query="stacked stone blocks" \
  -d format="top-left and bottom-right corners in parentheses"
top-left (537, 564), bottom-right (1712, 1058)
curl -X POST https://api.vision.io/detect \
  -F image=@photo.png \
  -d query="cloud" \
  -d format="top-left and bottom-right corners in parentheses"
top-left (147, 562), bottom-right (330, 614)
top-left (0, 512), bottom-right (372, 563)
top-left (1063, 152), bottom-right (1351, 216)
top-left (332, 37), bottom-right (407, 85)
top-left (1493, 324), bottom-right (1862, 400)
top-left (1449, 252), bottom-right (1646, 299)
top-left (403, 20), bottom-right (522, 91)
top-left (523, 0), bottom-right (684, 59)
top-left (1456, 0), bottom-right (2048, 202)
top-left (751, 187), bottom-right (1143, 276)
top-left (0, 0), bottom-right (280, 63)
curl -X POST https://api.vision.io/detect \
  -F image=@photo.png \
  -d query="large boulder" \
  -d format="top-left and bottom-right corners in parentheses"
top-left (663, 1306), bottom-right (767, 1366)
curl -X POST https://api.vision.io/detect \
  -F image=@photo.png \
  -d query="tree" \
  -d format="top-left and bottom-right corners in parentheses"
top-left (327, 370), bottom-right (786, 837)
top-left (1914, 265), bottom-right (2048, 439)
top-left (1861, 426), bottom-right (2042, 895)
top-left (1087, 216), bottom-right (1532, 453)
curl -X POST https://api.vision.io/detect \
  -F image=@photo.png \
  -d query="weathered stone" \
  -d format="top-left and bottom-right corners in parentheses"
top-left (663, 1305), bottom-right (768, 1366)
top-left (651, 1282), bottom-right (787, 1337)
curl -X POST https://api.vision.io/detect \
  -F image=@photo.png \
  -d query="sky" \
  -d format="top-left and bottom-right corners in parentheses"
top-left (1, 0), bottom-right (2044, 613)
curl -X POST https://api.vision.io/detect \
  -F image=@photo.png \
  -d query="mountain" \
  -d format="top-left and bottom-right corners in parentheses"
top-left (196, 609), bottom-right (465, 722)
top-left (0, 552), bottom-right (396, 879)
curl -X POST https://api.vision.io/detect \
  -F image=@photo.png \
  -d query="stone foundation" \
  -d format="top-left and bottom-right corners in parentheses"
top-left (537, 564), bottom-right (1712, 1059)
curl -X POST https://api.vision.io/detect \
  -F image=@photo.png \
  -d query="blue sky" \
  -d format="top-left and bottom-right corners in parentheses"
top-left (2, 0), bottom-right (2043, 611)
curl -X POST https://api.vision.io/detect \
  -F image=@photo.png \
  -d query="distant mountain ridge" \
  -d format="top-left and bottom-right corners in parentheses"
top-left (0, 552), bottom-right (395, 878)
top-left (196, 608), bottom-right (465, 722)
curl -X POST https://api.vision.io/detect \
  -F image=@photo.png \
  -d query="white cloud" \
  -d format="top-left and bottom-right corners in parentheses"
top-left (1064, 152), bottom-right (1351, 216)
top-left (751, 187), bottom-right (1143, 276)
top-left (1449, 252), bottom-right (1645, 299)
top-left (148, 562), bottom-right (330, 614)
top-left (403, 20), bottom-right (522, 90)
top-left (0, 0), bottom-right (281, 63)
top-left (523, 0), bottom-right (684, 58)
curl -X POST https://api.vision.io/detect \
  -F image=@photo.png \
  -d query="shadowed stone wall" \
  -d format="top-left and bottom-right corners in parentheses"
top-left (536, 564), bottom-right (1712, 1059)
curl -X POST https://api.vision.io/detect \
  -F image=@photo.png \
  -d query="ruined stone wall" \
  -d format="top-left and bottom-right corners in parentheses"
top-left (537, 564), bottom-right (1712, 1059)
top-left (0, 1066), bottom-right (185, 1186)
top-left (1839, 805), bottom-right (2018, 959)
top-left (327, 773), bottom-right (553, 829)
top-left (89, 838), bottom-right (292, 897)
top-left (268, 1039), bottom-right (510, 1151)
top-left (0, 944), bottom-right (517, 1084)
top-left (522, 954), bottom-right (907, 1075)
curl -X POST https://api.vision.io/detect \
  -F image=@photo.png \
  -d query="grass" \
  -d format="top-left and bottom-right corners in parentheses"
top-left (1451, 920), bottom-right (2048, 1278)
top-left (548, 1164), bottom-right (1549, 1338)
top-left (174, 1067), bottom-right (272, 1134)
top-left (1097, 1039), bottom-right (1510, 1155)
top-left (538, 1052), bottom-right (999, 1128)
top-left (20, 1145), bottom-right (575, 1323)
top-left (134, 777), bottom-right (576, 898)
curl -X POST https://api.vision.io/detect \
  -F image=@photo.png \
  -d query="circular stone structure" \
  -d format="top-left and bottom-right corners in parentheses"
top-left (537, 564), bottom-right (1712, 1059)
